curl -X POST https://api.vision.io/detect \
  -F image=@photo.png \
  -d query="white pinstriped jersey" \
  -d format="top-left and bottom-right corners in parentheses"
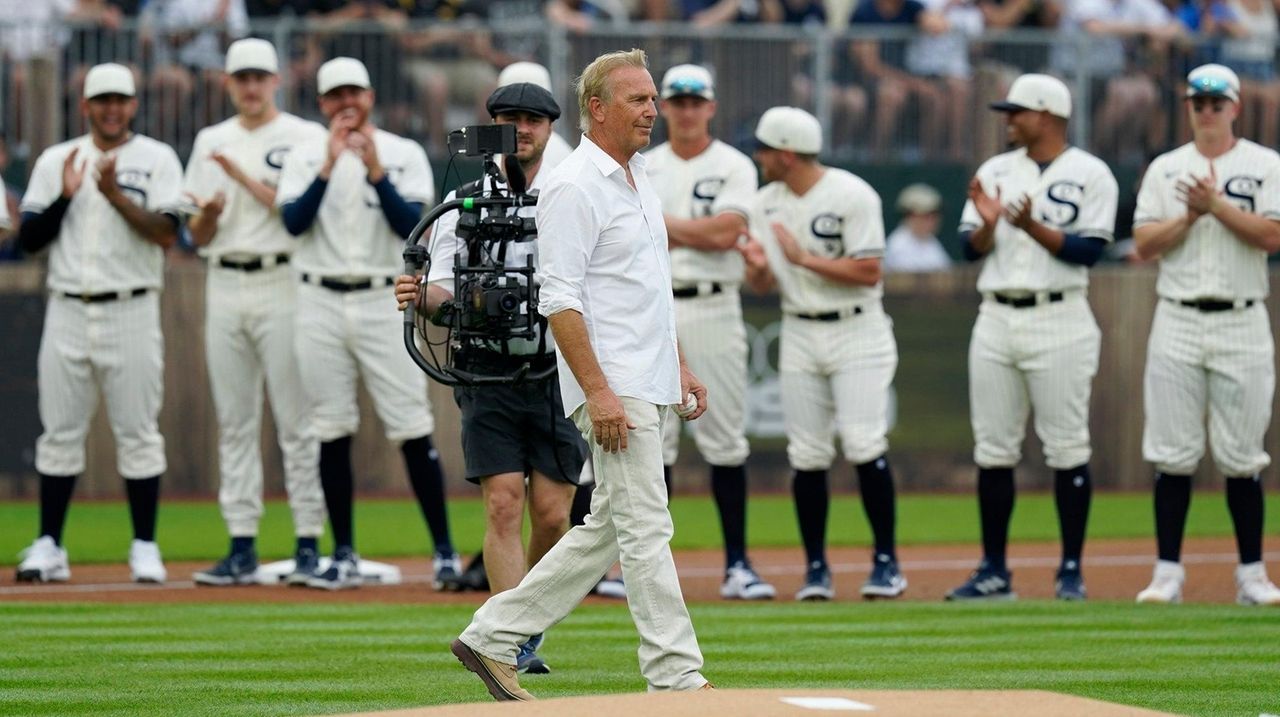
top-left (21, 134), bottom-right (183, 294)
top-left (183, 112), bottom-right (326, 258)
top-left (960, 146), bottom-right (1118, 293)
top-left (276, 128), bottom-right (434, 277)
top-left (750, 168), bottom-right (885, 313)
top-left (0, 184), bottom-right (10, 230)
top-left (1134, 139), bottom-right (1280, 301)
top-left (645, 139), bottom-right (757, 284)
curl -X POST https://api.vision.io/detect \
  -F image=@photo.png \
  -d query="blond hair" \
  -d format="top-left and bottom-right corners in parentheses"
top-left (576, 48), bottom-right (648, 133)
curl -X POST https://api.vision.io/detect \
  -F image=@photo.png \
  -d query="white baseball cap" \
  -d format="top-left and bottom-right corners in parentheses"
top-left (498, 61), bottom-right (552, 92)
top-left (990, 74), bottom-right (1071, 119)
top-left (661, 64), bottom-right (714, 101)
top-left (754, 106), bottom-right (822, 154)
top-left (1186, 63), bottom-right (1240, 103)
top-left (225, 38), bottom-right (279, 75)
top-left (317, 57), bottom-right (371, 95)
top-left (897, 183), bottom-right (942, 214)
top-left (84, 63), bottom-right (135, 99)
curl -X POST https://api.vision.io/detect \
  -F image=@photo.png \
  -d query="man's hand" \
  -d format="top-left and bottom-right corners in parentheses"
top-left (678, 364), bottom-right (708, 421)
top-left (394, 273), bottom-right (421, 310)
top-left (1177, 164), bottom-right (1219, 218)
top-left (738, 235), bottom-right (768, 268)
top-left (968, 176), bottom-right (1003, 227)
top-left (771, 222), bottom-right (809, 266)
top-left (587, 387), bottom-right (635, 453)
top-left (61, 148), bottom-right (86, 199)
top-left (322, 109), bottom-right (359, 176)
top-left (349, 123), bottom-right (384, 183)
top-left (1004, 194), bottom-right (1036, 231)
top-left (95, 155), bottom-right (121, 201)
top-left (211, 151), bottom-right (248, 186)
top-left (186, 191), bottom-right (226, 218)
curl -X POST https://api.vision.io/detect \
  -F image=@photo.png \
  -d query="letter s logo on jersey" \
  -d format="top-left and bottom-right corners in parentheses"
top-left (1224, 176), bottom-right (1262, 213)
top-left (692, 177), bottom-right (724, 218)
top-left (265, 146), bottom-right (292, 170)
top-left (810, 213), bottom-right (845, 258)
top-left (116, 168), bottom-right (151, 207)
top-left (1039, 181), bottom-right (1083, 227)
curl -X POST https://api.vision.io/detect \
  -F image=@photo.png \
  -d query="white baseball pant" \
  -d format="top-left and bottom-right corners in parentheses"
top-left (35, 292), bottom-right (166, 479)
top-left (295, 283), bottom-right (434, 443)
top-left (1142, 300), bottom-right (1274, 476)
top-left (460, 397), bottom-right (706, 691)
top-left (968, 293), bottom-right (1100, 470)
top-left (780, 306), bottom-right (898, 471)
top-left (207, 265), bottom-right (324, 537)
top-left (662, 289), bottom-right (750, 467)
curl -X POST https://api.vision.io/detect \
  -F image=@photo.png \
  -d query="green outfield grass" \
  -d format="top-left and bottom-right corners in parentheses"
top-left (3, 601), bottom-right (1278, 717)
top-left (3, 493), bottom-right (1278, 565)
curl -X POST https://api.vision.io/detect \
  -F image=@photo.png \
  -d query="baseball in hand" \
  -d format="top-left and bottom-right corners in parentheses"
top-left (676, 392), bottom-right (698, 418)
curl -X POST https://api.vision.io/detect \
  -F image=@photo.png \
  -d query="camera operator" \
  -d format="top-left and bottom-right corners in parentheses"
top-left (395, 82), bottom-right (585, 677)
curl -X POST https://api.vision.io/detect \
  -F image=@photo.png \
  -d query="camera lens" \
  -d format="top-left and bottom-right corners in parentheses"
top-left (499, 293), bottom-right (519, 313)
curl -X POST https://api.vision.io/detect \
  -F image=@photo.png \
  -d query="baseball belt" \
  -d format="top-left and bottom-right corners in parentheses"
top-left (1169, 297), bottom-right (1257, 312)
top-left (218, 253), bottom-right (290, 272)
top-left (992, 291), bottom-right (1064, 309)
top-left (58, 287), bottom-right (150, 304)
top-left (300, 273), bottom-right (395, 293)
top-left (672, 282), bottom-right (724, 299)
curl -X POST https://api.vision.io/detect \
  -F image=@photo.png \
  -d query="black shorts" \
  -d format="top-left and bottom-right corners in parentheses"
top-left (454, 371), bottom-right (587, 485)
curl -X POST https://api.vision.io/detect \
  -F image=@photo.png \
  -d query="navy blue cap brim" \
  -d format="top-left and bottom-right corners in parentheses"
top-left (989, 101), bottom-right (1031, 113)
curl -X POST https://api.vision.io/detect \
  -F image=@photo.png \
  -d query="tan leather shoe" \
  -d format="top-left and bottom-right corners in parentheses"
top-left (700, 682), bottom-right (716, 690)
top-left (450, 639), bottom-right (535, 701)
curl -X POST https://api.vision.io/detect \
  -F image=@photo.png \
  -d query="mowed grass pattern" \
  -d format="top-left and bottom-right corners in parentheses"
top-left (3, 493), bottom-right (1278, 565)
top-left (3, 601), bottom-right (1279, 717)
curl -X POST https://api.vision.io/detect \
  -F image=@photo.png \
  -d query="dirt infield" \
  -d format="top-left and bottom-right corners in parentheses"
top-left (1, 537), bottom-right (1270, 605)
top-left (332, 689), bottom-right (1175, 717)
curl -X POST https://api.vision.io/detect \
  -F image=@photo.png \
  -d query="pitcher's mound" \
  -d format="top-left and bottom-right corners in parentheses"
top-left (333, 689), bottom-right (1176, 717)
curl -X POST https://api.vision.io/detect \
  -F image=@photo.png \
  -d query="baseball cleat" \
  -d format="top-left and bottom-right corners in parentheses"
top-left (860, 553), bottom-right (907, 599)
top-left (1235, 562), bottom-right (1280, 606)
top-left (450, 638), bottom-right (535, 701)
top-left (516, 633), bottom-right (550, 675)
top-left (287, 545), bottom-right (321, 586)
top-left (721, 560), bottom-right (777, 600)
top-left (1136, 560), bottom-right (1185, 604)
top-left (945, 560), bottom-right (1014, 601)
top-left (432, 551), bottom-right (462, 591)
top-left (594, 574), bottom-right (627, 599)
top-left (193, 548), bottom-right (259, 586)
top-left (1054, 561), bottom-right (1087, 601)
top-left (307, 547), bottom-right (362, 590)
top-left (128, 540), bottom-right (167, 584)
top-left (15, 536), bottom-right (70, 583)
top-left (795, 560), bottom-right (834, 601)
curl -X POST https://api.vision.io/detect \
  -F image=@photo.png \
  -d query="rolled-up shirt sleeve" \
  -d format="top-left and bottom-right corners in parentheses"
top-left (536, 179), bottom-right (598, 318)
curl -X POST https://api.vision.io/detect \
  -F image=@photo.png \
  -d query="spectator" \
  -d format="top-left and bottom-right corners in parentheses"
top-left (245, 0), bottom-right (314, 13)
top-left (0, 135), bottom-right (21, 261)
top-left (1219, 0), bottom-right (1280, 147)
top-left (680, 0), bottom-right (768, 25)
top-left (1052, 0), bottom-right (1184, 163)
top-left (884, 183), bottom-right (952, 272)
top-left (545, 0), bottom-right (632, 31)
top-left (0, 0), bottom-right (76, 152)
top-left (907, 0), bottom-right (985, 161)
top-left (763, 0), bottom-right (826, 24)
top-left (844, 0), bottom-right (949, 160)
top-left (978, 0), bottom-right (1060, 28)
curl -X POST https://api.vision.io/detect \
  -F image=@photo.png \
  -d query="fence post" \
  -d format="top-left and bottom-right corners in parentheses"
top-left (813, 27), bottom-right (833, 153)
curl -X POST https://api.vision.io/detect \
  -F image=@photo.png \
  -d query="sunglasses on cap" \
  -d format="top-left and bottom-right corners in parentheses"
top-left (1188, 74), bottom-right (1231, 96)
top-left (667, 78), bottom-right (709, 96)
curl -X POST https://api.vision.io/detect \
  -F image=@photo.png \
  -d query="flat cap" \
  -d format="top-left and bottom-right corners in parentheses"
top-left (486, 82), bottom-right (561, 121)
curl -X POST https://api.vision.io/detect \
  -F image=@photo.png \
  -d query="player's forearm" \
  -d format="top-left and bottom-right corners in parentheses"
top-left (106, 194), bottom-right (178, 248)
top-left (799, 255), bottom-right (881, 286)
top-left (666, 213), bottom-right (745, 251)
top-left (1021, 220), bottom-right (1065, 255)
top-left (1211, 203), bottom-right (1280, 254)
top-left (236, 174), bottom-right (278, 210)
top-left (186, 210), bottom-right (219, 247)
top-left (17, 200), bottom-right (71, 254)
top-left (967, 222), bottom-right (996, 256)
top-left (1133, 216), bottom-right (1194, 260)
top-left (547, 310), bottom-right (611, 399)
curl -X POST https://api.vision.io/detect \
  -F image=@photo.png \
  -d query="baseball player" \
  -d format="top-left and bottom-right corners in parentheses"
top-left (740, 107), bottom-right (906, 602)
top-left (1133, 64), bottom-right (1280, 606)
top-left (276, 57), bottom-right (458, 590)
top-left (14, 63), bottom-right (182, 584)
top-left (497, 62), bottom-right (573, 168)
top-left (183, 39), bottom-right (328, 586)
top-left (947, 74), bottom-right (1116, 602)
top-left (396, 82), bottom-right (584, 674)
top-left (647, 64), bottom-right (774, 600)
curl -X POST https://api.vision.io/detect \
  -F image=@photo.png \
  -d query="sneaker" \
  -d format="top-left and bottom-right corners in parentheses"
top-left (860, 553), bottom-right (907, 599)
top-left (594, 574), bottom-right (627, 599)
top-left (450, 638), bottom-right (535, 701)
top-left (193, 548), bottom-right (258, 586)
top-left (720, 560), bottom-right (777, 600)
top-left (307, 547), bottom-right (362, 590)
top-left (433, 551), bottom-right (462, 591)
top-left (945, 560), bottom-right (1014, 601)
top-left (1136, 560), bottom-right (1185, 604)
top-left (1054, 561), bottom-right (1086, 601)
top-left (129, 540), bottom-right (167, 583)
top-left (795, 560), bottom-right (834, 601)
top-left (287, 545), bottom-right (321, 586)
top-left (15, 536), bottom-right (70, 583)
top-left (516, 633), bottom-right (550, 675)
top-left (1235, 562), bottom-right (1280, 606)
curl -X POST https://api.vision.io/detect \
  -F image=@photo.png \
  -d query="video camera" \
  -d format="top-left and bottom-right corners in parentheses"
top-left (402, 123), bottom-right (555, 387)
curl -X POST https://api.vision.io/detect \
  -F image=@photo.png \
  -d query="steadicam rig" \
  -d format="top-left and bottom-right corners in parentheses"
top-left (402, 124), bottom-right (555, 387)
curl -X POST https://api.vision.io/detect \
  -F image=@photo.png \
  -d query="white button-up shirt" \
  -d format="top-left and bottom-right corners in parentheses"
top-left (537, 134), bottom-right (681, 416)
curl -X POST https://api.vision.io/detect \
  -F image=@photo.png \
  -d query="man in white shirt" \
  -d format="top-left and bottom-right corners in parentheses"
top-left (883, 183), bottom-right (952, 273)
top-left (14, 63), bottom-right (182, 585)
top-left (395, 82), bottom-right (584, 676)
top-left (451, 49), bottom-right (713, 701)
top-left (1132, 64), bottom-right (1280, 607)
top-left (183, 39), bottom-right (328, 587)
top-left (276, 57), bottom-right (458, 591)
